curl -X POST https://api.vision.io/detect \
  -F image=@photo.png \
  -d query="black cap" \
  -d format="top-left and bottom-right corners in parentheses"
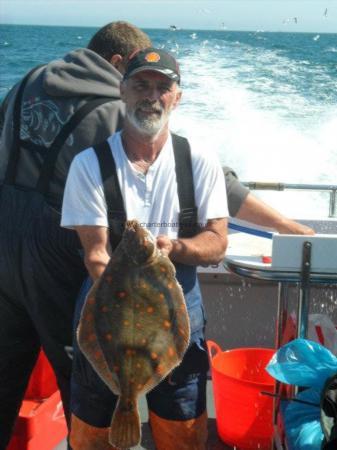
top-left (124, 47), bottom-right (180, 84)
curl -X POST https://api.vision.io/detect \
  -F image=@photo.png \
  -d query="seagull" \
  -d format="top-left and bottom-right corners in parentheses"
top-left (324, 8), bottom-right (328, 17)
top-left (283, 17), bottom-right (298, 25)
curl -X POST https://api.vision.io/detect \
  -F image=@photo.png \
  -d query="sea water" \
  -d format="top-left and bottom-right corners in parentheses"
top-left (1, 25), bottom-right (337, 218)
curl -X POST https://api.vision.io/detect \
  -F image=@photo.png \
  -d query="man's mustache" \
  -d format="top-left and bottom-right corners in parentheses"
top-left (137, 101), bottom-right (163, 114)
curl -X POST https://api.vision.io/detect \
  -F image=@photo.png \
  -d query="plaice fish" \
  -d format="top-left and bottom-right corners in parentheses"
top-left (77, 220), bottom-right (190, 449)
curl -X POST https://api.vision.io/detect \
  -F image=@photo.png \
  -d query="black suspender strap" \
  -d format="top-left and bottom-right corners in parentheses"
top-left (115, 110), bottom-right (124, 134)
top-left (171, 133), bottom-right (200, 238)
top-left (93, 140), bottom-right (127, 250)
top-left (4, 64), bottom-right (45, 184)
top-left (92, 133), bottom-right (199, 250)
top-left (36, 96), bottom-right (117, 195)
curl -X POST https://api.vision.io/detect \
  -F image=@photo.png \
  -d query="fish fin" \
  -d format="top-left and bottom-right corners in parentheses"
top-left (171, 289), bottom-right (190, 357)
top-left (109, 397), bottom-right (141, 449)
top-left (77, 281), bottom-right (120, 395)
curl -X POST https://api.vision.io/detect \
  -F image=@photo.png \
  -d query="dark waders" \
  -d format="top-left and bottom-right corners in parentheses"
top-left (0, 66), bottom-right (113, 448)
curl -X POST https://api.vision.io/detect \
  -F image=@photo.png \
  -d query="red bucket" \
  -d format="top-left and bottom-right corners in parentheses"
top-left (25, 350), bottom-right (58, 399)
top-left (207, 341), bottom-right (275, 450)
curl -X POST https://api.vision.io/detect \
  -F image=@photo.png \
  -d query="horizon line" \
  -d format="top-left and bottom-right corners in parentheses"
top-left (0, 22), bottom-right (335, 35)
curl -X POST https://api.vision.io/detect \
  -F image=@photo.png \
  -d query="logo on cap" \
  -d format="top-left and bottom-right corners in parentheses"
top-left (145, 52), bottom-right (161, 63)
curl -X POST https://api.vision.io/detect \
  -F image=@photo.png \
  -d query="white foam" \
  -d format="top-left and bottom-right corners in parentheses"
top-left (170, 41), bottom-right (337, 218)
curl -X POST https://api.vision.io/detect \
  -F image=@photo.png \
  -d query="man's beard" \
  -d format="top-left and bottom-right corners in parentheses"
top-left (126, 101), bottom-right (170, 136)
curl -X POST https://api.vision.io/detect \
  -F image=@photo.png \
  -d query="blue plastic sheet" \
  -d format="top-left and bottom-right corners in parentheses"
top-left (281, 388), bottom-right (322, 450)
top-left (266, 338), bottom-right (337, 389)
top-left (266, 339), bottom-right (337, 450)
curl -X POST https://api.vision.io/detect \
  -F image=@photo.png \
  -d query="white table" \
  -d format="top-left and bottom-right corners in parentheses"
top-left (223, 233), bottom-right (337, 449)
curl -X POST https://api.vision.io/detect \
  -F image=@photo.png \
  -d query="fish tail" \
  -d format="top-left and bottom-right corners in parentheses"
top-left (109, 397), bottom-right (141, 449)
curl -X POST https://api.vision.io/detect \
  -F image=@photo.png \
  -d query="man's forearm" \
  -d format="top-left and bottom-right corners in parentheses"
top-left (75, 225), bottom-right (111, 281)
top-left (84, 252), bottom-right (110, 281)
top-left (170, 232), bottom-right (227, 265)
top-left (236, 193), bottom-right (315, 235)
top-left (157, 218), bottom-right (228, 266)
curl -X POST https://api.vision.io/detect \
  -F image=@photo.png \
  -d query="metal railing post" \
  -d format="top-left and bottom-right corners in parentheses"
top-left (236, 174), bottom-right (337, 219)
top-left (329, 189), bottom-right (337, 218)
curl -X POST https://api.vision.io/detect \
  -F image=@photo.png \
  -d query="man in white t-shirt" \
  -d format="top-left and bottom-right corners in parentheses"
top-left (62, 47), bottom-right (228, 450)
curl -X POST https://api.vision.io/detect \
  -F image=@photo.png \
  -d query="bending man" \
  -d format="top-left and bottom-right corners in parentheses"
top-left (0, 21), bottom-right (151, 448)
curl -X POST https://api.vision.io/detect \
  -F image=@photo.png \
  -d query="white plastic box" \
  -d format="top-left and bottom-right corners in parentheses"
top-left (271, 234), bottom-right (337, 273)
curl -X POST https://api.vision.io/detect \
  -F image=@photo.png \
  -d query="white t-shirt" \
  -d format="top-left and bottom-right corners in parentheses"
top-left (61, 132), bottom-right (228, 238)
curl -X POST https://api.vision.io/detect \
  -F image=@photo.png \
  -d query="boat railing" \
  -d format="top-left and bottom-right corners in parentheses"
top-left (242, 181), bottom-right (337, 218)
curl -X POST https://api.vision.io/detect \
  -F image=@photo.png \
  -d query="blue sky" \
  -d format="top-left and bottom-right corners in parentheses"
top-left (1, 0), bottom-right (336, 32)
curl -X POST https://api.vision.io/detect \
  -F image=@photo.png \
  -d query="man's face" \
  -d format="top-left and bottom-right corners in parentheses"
top-left (120, 71), bottom-right (182, 136)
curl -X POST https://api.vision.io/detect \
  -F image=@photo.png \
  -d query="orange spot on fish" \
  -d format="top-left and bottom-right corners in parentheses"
top-left (167, 282), bottom-right (173, 289)
top-left (105, 333), bottom-right (112, 341)
top-left (136, 323), bottom-right (142, 328)
top-left (136, 362), bottom-right (142, 369)
top-left (126, 349), bottom-right (135, 356)
top-left (163, 320), bottom-right (171, 329)
top-left (94, 351), bottom-right (101, 359)
top-left (160, 266), bottom-right (166, 273)
top-left (147, 307), bottom-right (154, 314)
top-left (117, 291), bottom-right (127, 299)
top-left (141, 282), bottom-right (148, 289)
top-left (159, 293), bottom-right (165, 301)
top-left (87, 297), bottom-right (95, 305)
top-left (137, 384), bottom-right (143, 390)
top-left (168, 347), bottom-right (176, 357)
top-left (151, 352), bottom-right (158, 360)
top-left (123, 320), bottom-right (129, 326)
top-left (156, 364), bottom-right (164, 374)
top-left (141, 338), bottom-right (147, 345)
